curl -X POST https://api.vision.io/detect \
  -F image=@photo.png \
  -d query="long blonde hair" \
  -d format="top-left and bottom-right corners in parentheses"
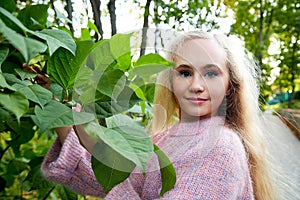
top-left (151, 31), bottom-right (277, 200)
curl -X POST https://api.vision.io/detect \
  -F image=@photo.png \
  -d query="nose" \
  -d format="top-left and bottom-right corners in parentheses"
top-left (190, 74), bottom-right (205, 93)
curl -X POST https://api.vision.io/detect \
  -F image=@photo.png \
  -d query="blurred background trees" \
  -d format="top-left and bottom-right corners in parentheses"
top-left (4, 0), bottom-right (296, 108)
top-left (0, 0), bottom-right (299, 199)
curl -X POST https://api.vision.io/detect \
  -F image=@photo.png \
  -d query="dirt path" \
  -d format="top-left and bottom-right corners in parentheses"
top-left (262, 112), bottom-right (300, 199)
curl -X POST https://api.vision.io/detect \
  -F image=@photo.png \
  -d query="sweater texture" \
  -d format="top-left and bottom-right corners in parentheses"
top-left (41, 116), bottom-right (254, 199)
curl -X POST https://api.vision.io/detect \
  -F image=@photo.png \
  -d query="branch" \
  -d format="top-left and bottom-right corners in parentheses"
top-left (140, 0), bottom-right (152, 56)
top-left (90, 0), bottom-right (104, 41)
top-left (108, 0), bottom-right (117, 36)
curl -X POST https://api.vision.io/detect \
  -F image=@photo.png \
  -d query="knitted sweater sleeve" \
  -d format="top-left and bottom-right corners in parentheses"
top-left (41, 128), bottom-right (106, 197)
top-left (41, 128), bottom-right (143, 198)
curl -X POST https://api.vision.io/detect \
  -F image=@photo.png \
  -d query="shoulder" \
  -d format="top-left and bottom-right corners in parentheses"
top-left (218, 126), bottom-right (246, 153)
top-left (207, 126), bottom-right (249, 168)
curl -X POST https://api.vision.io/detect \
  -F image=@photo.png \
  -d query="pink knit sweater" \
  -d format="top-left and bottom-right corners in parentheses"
top-left (41, 116), bottom-right (254, 199)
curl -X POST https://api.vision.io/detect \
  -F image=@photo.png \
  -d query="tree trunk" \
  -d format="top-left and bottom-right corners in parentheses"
top-left (90, 0), bottom-right (104, 41)
top-left (65, 0), bottom-right (74, 35)
top-left (258, 0), bottom-right (264, 67)
top-left (140, 0), bottom-right (152, 56)
top-left (108, 0), bottom-right (117, 36)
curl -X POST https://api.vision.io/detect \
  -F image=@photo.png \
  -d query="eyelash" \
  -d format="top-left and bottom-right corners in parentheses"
top-left (177, 69), bottom-right (219, 78)
top-left (178, 70), bottom-right (192, 77)
top-left (204, 70), bottom-right (218, 78)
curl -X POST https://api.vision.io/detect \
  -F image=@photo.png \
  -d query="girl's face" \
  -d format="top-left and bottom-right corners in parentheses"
top-left (172, 38), bottom-right (229, 122)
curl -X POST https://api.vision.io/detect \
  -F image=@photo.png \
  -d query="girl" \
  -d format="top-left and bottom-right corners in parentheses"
top-left (42, 31), bottom-right (277, 199)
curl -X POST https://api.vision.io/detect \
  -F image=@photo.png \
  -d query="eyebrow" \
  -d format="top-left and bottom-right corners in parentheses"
top-left (176, 63), bottom-right (222, 71)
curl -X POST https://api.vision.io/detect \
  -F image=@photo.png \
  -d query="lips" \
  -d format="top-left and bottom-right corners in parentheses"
top-left (186, 97), bottom-right (208, 104)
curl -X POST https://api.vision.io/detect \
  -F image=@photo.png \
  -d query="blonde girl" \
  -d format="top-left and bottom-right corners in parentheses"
top-left (152, 31), bottom-right (277, 200)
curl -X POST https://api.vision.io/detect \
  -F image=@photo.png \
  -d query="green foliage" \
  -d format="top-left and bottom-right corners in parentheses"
top-left (229, 0), bottom-right (299, 106)
top-left (153, 144), bottom-right (176, 196)
top-left (153, 0), bottom-right (225, 30)
top-left (0, 2), bottom-right (175, 199)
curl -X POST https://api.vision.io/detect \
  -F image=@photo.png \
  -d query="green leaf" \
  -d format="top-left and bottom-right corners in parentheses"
top-left (0, 72), bottom-right (15, 90)
top-left (3, 73), bottom-right (31, 87)
top-left (80, 28), bottom-right (92, 41)
top-left (0, 46), bottom-right (9, 69)
top-left (0, 92), bottom-right (29, 122)
top-left (47, 47), bottom-right (76, 89)
top-left (154, 144), bottom-right (176, 196)
top-left (35, 29), bottom-right (76, 55)
top-left (91, 86), bottom-right (141, 118)
top-left (91, 142), bottom-right (135, 193)
top-left (0, 19), bottom-right (47, 62)
top-left (23, 157), bottom-right (55, 191)
top-left (7, 159), bottom-right (28, 175)
top-left (14, 68), bottom-right (36, 81)
top-left (56, 184), bottom-right (78, 200)
top-left (88, 20), bottom-right (99, 34)
top-left (7, 118), bottom-right (35, 144)
top-left (17, 84), bottom-right (52, 108)
top-left (0, 107), bottom-right (11, 124)
top-left (48, 41), bottom-right (94, 90)
top-left (0, 8), bottom-right (75, 56)
top-left (0, 7), bottom-right (29, 33)
top-left (110, 33), bottom-right (132, 71)
top-left (130, 53), bottom-right (174, 77)
top-left (97, 68), bottom-right (126, 98)
top-left (0, 0), bottom-right (16, 13)
top-left (17, 5), bottom-right (48, 30)
top-left (33, 100), bottom-right (95, 133)
top-left (85, 39), bottom-right (115, 71)
top-left (85, 115), bottom-right (153, 172)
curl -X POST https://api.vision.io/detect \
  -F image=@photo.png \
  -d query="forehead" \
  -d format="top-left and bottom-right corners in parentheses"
top-left (174, 38), bottom-right (227, 69)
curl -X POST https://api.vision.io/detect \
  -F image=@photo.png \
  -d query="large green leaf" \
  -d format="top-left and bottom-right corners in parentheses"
top-left (3, 73), bottom-right (31, 87)
top-left (35, 29), bottom-right (76, 56)
top-left (110, 33), bottom-right (132, 71)
top-left (0, 0), bottom-right (16, 13)
top-left (0, 7), bottom-right (29, 33)
top-left (91, 142), bottom-right (135, 193)
top-left (17, 84), bottom-right (52, 108)
top-left (0, 19), bottom-right (47, 62)
top-left (17, 5), bottom-right (48, 30)
top-left (84, 115), bottom-right (153, 172)
top-left (47, 48), bottom-right (76, 89)
top-left (7, 118), bottom-right (35, 144)
top-left (0, 7), bottom-right (76, 56)
top-left (0, 92), bottom-right (29, 122)
top-left (73, 65), bottom-right (94, 99)
top-left (91, 86), bottom-right (141, 118)
top-left (0, 46), bottom-right (9, 69)
top-left (47, 41), bottom-right (94, 90)
top-left (96, 68), bottom-right (126, 98)
top-left (0, 72), bottom-right (15, 90)
top-left (32, 100), bottom-right (95, 133)
top-left (85, 39), bottom-right (115, 71)
top-left (130, 53), bottom-right (174, 78)
top-left (154, 144), bottom-right (177, 196)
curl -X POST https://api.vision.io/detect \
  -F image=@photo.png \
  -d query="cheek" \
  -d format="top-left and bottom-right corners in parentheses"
top-left (207, 79), bottom-right (228, 98)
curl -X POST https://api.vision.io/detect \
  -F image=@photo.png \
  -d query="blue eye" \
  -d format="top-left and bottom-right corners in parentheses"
top-left (204, 71), bottom-right (218, 78)
top-left (179, 70), bottom-right (192, 77)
